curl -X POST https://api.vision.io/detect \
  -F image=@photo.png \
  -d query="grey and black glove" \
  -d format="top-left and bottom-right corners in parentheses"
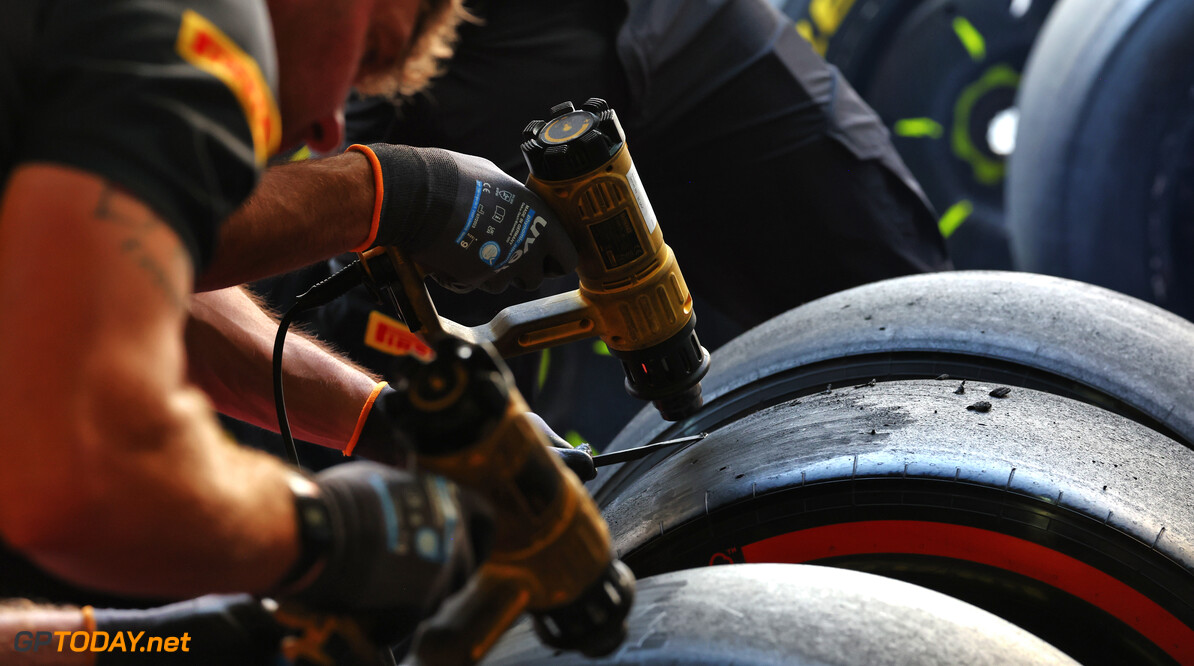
top-left (268, 465), bottom-right (487, 666)
top-left (270, 462), bottom-right (490, 666)
top-left (348, 143), bottom-right (577, 293)
top-left (281, 462), bottom-right (487, 616)
top-left (524, 412), bottom-right (596, 482)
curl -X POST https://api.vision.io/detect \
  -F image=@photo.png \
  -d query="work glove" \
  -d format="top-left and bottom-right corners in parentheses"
top-left (285, 462), bottom-right (487, 611)
top-left (524, 412), bottom-right (597, 482)
top-left (91, 595), bottom-right (287, 665)
top-left (348, 144), bottom-right (578, 293)
top-left (353, 385), bottom-right (596, 482)
top-left (273, 462), bottom-right (490, 662)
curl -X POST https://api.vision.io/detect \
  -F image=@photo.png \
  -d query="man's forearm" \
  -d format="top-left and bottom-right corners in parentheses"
top-left (0, 165), bottom-right (300, 599)
top-left (198, 151), bottom-right (376, 292)
top-left (187, 287), bottom-right (379, 450)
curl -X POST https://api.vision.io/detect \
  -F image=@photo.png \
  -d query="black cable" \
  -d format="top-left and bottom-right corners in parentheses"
top-left (273, 260), bottom-right (367, 467)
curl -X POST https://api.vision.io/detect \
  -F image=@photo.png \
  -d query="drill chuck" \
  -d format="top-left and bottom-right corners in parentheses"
top-left (522, 99), bottom-right (710, 421)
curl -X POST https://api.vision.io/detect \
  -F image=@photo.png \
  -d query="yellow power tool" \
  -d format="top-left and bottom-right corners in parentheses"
top-left (365, 98), bottom-right (710, 421)
top-left (520, 98), bottom-right (710, 419)
top-left (351, 98), bottom-right (709, 664)
top-left (379, 336), bottom-right (634, 665)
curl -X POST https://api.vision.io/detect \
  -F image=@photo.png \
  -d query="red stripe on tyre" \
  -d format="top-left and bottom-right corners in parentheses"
top-left (741, 520), bottom-right (1193, 663)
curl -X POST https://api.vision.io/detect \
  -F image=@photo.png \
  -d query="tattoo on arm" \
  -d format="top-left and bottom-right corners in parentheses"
top-left (93, 185), bottom-right (153, 229)
top-left (92, 183), bottom-right (190, 310)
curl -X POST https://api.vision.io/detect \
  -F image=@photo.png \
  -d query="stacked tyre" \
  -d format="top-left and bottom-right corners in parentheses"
top-left (774, 0), bottom-right (1194, 319)
top-left (779, 0), bottom-right (1059, 270)
top-left (1008, 0), bottom-right (1194, 320)
top-left (578, 272), bottom-right (1194, 664)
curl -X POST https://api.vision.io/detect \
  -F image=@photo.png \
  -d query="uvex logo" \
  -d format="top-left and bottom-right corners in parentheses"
top-left (497, 215), bottom-right (549, 270)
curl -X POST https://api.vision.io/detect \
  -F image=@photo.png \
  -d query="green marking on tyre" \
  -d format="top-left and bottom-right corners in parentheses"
top-left (537, 348), bottom-right (551, 390)
top-left (593, 340), bottom-right (611, 356)
top-left (939, 199), bottom-right (974, 238)
top-left (953, 65), bottom-right (1021, 186)
top-left (894, 118), bottom-right (945, 139)
top-left (565, 430), bottom-right (588, 448)
top-left (952, 16), bottom-right (987, 62)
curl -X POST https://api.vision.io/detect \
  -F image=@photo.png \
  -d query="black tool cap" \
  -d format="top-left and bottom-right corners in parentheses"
top-left (522, 99), bottom-right (626, 181)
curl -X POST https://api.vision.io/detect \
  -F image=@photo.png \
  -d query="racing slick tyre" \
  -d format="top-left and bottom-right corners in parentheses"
top-left (590, 271), bottom-right (1194, 473)
top-left (598, 381), bottom-right (1194, 665)
top-left (1008, 0), bottom-right (1194, 320)
top-left (587, 271), bottom-right (1194, 664)
top-left (780, 0), bottom-right (1059, 269)
top-left (484, 564), bottom-right (1078, 665)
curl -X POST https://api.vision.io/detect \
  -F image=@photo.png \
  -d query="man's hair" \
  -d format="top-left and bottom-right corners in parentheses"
top-left (356, 0), bottom-right (471, 98)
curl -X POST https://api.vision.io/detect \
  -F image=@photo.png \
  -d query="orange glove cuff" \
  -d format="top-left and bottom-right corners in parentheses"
top-left (344, 381), bottom-right (389, 457)
top-left (347, 144), bottom-right (384, 252)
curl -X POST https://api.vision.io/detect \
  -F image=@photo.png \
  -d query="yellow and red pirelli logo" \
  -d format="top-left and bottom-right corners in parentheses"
top-left (176, 10), bottom-right (281, 165)
top-left (364, 311), bottom-right (435, 361)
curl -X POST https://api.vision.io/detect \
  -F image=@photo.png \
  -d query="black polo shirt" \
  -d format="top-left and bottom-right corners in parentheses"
top-left (0, 0), bottom-right (279, 270)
